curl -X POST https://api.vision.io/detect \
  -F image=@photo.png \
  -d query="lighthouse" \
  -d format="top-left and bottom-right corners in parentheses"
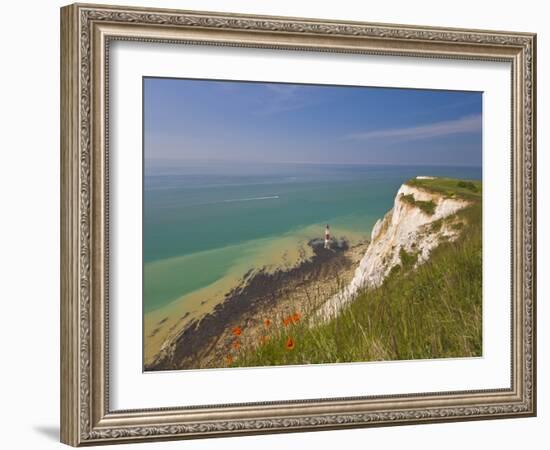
top-left (324, 224), bottom-right (331, 249)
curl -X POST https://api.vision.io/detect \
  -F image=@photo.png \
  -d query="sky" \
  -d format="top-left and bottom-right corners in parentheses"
top-left (144, 77), bottom-right (482, 167)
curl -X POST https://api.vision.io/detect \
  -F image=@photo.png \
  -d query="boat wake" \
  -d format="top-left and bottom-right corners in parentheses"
top-left (221, 195), bottom-right (280, 203)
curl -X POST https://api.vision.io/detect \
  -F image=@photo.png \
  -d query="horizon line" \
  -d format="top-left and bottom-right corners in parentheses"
top-left (144, 158), bottom-right (482, 168)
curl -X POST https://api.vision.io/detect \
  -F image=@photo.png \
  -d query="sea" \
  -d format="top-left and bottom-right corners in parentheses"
top-left (143, 162), bottom-right (481, 315)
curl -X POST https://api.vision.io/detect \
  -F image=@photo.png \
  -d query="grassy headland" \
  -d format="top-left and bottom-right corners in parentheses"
top-left (232, 177), bottom-right (482, 367)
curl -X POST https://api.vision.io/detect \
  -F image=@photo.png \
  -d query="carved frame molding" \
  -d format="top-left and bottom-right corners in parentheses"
top-left (60, 3), bottom-right (536, 446)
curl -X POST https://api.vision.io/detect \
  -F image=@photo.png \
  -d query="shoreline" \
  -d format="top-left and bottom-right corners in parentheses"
top-left (144, 223), bottom-right (370, 313)
top-left (145, 237), bottom-right (369, 371)
top-left (142, 224), bottom-right (368, 363)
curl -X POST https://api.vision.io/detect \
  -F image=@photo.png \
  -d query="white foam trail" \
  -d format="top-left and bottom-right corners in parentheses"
top-left (221, 195), bottom-right (280, 203)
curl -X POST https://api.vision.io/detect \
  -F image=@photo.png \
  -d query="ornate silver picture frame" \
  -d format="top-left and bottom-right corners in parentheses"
top-left (60, 3), bottom-right (536, 446)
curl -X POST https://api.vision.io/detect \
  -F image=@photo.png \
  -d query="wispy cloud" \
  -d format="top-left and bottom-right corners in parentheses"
top-left (345, 114), bottom-right (482, 142)
top-left (265, 84), bottom-right (300, 96)
top-left (258, 84), bottom-right (313, 115)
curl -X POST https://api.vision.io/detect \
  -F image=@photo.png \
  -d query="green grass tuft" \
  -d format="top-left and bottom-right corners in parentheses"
top-left (399, 247), bottom-right (419, 269)
top-left (400, 193), bottom-right (436, 215)
top-left (430, 219), bottom-right (443, 232)
top-left (457, 180), bottom-right (479, 192)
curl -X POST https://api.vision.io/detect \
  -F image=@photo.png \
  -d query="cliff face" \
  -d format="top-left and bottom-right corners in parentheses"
top-left (317, 178), bottom-right (470, 320)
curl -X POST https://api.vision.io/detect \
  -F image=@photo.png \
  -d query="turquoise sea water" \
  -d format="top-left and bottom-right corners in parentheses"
top-left (144, 163), bottom-right (481, 313)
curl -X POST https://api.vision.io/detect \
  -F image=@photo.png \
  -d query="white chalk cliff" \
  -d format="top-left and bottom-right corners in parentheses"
top-left (317, 178), bottom-right (470, 320)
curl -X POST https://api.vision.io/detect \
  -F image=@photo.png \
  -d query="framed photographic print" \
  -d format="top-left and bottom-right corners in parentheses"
top-left (60, 3), bottom-right (537, 446)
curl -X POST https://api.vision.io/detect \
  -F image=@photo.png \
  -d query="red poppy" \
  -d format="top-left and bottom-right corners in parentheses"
top-left (292, 312), bottom-right (301, 323)
top-left (283, 317), bottom-right (292, 327)
top-left (264, 319), bottom-right (271, 328)
top-left (232, 339), bottom-right (241, 350)
top-left (232, 326), bottom-right (242, 336)
top-left (226, 355), bottom-right (233, 365)
top-left (285, 337), bottom-right (295, 350)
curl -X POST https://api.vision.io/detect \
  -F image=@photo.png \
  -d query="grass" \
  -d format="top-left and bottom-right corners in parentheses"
top-left (399, 247), bottom-right (419, 269)
top-left (400, 193), bottom-right (436, 215)
top-left (232, 178), bottom-right (482, 368)
top-left (457, 180), bottom-right (479, 192)
top-left (406, 177), bottom-right (482, 201)
top-left (430, 219), bottom-right (443, 232)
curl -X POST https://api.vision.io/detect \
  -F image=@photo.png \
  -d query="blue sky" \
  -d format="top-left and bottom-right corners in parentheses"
top-left (144, 77), bottom-right (482, 166)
